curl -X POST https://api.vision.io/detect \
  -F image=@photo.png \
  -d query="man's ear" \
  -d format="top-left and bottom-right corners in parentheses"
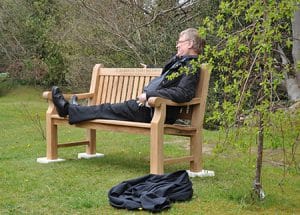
top-left (188, 40), bottom-right (194, 49)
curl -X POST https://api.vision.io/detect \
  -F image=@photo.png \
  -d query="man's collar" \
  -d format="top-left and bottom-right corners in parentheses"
top-left (178, 55), bottom-right (198, 59)
top-left (177, 55), bottom-right (198, 63)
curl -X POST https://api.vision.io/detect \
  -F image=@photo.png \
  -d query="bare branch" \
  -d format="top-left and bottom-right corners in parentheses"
top-left (78, 0), bottom-right (144, 62)
top-left (118, 0), bottom-right (151, 15)
top-left (136, 0), bottom-right (192, 28)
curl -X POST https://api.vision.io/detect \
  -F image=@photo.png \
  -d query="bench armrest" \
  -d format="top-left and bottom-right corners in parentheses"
top-left (42, 91), bottom-right (94, 100)
top-left (147, 97), bottom-right (201, 107)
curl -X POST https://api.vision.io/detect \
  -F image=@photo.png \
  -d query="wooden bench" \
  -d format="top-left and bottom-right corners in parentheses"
top-left (37, 64), bottom-right (211, 175)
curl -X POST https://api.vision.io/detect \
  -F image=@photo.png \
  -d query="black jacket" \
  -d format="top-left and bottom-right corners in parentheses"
top-left (108, 170), bottom-right (193, 212)
top-left (146, 55), bottom-right (200, 103)
top-left (146, 55), bottom-right (200, 123)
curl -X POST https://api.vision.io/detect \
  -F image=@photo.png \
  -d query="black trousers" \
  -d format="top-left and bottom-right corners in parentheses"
top-left (68, 99), bottom-right (180, 125)
top-left (68, 99), bottom-right (152, 124)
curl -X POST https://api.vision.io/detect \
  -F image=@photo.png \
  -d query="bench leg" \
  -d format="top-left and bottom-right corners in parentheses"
top-left (78, 129), bottom-right (104, 159)
top-left (150, 127), bottom-right (164, 174)
top-left (46, 122), bottom-right (58, 160)
top-left (190, 132), bottom-right (202, 172)
top-left (86, 129), bottom-right (96, 154)
top-left (37, 117), bottom-right (65, 163)
top-left (187, 131), bottom-right (214, 177)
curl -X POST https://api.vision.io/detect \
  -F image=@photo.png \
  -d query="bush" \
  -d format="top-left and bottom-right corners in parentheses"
top-left (0, 73), bottom-right (12, 96)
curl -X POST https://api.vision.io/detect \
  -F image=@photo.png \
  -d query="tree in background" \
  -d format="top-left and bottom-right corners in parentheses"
top-left (199, 0), bottom-right (300, 199)
top-left (0, 0), bottom-right (68, 86)
top-left (1, 0), bottom-right (219, 89)
top-left (57, 0), bottom-right (218, 89)
top-left (69, 0), bottom-right (217, 66)
top-left (288, 4), bottom-right (300, 100)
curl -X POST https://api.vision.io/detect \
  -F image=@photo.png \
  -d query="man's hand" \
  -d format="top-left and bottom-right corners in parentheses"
top-left (137, 93), bottom-right (148, 107)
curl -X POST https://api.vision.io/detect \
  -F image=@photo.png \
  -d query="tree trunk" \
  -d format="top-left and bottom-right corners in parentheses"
top-left (253, 111), bottom-right (266, 200)
top-left (288, 3), bottom-right (300, 101)
top-left (293, 3), bottom-right (300, 83)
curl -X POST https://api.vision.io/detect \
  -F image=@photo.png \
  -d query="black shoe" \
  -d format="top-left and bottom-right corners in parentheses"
top-left (70, 95), bottom-right (78, 106)
top-left (52, 86), bottom-right (69, 117)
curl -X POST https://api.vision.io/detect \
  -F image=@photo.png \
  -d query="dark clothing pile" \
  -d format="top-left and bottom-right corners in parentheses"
top-left (68, 55), bottom-right (199, 124)
top-left (108, 170), bottom-right (193, 212)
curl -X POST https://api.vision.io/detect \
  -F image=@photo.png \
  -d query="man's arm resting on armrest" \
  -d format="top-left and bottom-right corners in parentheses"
top-left (147, 97), bottom-right (201, 107)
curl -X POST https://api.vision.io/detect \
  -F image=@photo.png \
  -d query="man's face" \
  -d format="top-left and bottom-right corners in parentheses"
top-left (176, 35), bottom-right (192, 57)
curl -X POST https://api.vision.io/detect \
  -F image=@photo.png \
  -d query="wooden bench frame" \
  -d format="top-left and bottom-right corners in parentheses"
top-left (38, 64), bottom-right (211, 174)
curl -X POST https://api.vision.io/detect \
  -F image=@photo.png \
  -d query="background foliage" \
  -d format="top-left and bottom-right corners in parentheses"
top-left (0, 0), bottom-right (68, 86)
top-left (0, 0), bottom-right (218, 89)
top-left (1, 0), bottom-right (299, 135)
top-left (200, 0), bottom-right (298, 128)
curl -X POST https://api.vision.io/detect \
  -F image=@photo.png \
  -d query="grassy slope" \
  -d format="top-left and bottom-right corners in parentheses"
top-left (0, 86), bottom-right (299, 214)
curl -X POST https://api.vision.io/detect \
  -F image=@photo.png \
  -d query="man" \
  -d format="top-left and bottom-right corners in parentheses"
top-left (52, 28), bottom-right (205, 125)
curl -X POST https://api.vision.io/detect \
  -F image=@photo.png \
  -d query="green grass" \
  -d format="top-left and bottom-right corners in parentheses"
top-left (0, 85), bottom-right (299, 214)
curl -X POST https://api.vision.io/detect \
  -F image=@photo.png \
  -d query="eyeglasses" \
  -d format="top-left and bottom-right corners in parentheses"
top-left (176, 39), bottom-right (190, 45)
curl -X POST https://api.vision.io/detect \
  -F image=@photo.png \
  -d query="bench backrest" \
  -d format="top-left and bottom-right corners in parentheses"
top-left (89, 64), bottom-right (210, 122)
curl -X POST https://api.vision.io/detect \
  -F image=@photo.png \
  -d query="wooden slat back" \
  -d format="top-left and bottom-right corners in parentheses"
top-left (94, 68), bottom-right (162, 104)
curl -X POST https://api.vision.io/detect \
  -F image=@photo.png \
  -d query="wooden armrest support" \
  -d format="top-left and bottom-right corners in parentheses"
top-left (42, 91), bottom-right (94, 100)
top-left (148, 97), bottom-right (201, 107)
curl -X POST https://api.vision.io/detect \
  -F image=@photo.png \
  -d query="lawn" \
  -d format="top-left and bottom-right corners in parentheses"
top-left (0, 85), bottom-right (299, 214)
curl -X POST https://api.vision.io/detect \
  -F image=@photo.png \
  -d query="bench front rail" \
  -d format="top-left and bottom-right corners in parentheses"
top-left (39, 64), bottom-right (211, 174)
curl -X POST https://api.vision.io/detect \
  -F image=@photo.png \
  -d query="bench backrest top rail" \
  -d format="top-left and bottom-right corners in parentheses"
top-left (99, 68), bottom-right (162, 77)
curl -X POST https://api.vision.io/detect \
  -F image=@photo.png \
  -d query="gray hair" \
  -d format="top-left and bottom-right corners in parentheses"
top-left (180, 28), bottom-right (205, 54)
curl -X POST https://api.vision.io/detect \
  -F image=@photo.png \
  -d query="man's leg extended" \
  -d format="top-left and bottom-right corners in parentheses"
top-left (68, 100), bottom-right (152, 124)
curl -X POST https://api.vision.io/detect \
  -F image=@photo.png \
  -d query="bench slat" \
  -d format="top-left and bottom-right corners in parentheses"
top-left (138, 76), bottom-right (145, 96)
top-left (132, 76), bottom-right (139, 99)
top-left (115, 76), bottom-right (123, 103)
top-left (106, 76), bottom-right (114, 103)
top-left (96, 75), bottom-right (104, 104)
top-left (121, 76), bottom-right (129, 102)
top-left (112, 77), bottom-right (117, 102)
top-left (126, 76), bottom-right (134, 100)
top-left (100, 76), bottom-right (109, 103)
